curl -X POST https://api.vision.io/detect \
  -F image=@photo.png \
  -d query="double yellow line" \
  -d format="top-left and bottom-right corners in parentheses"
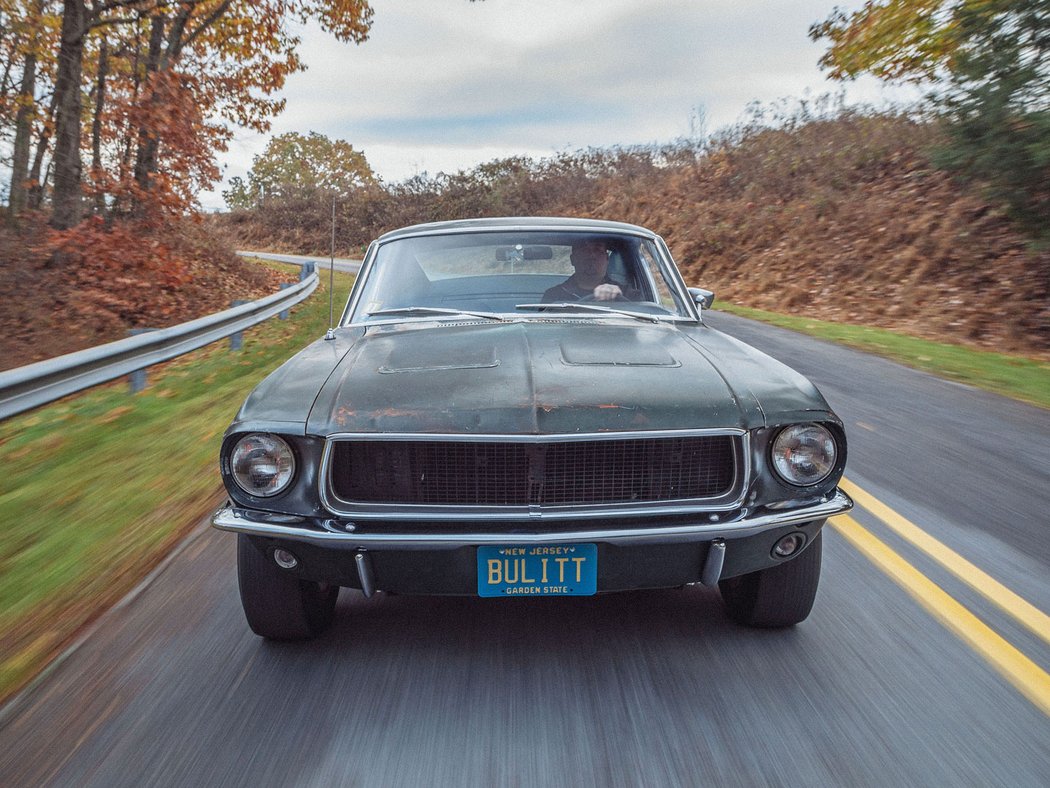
top-left (831, 478), bottom-right (1050, 716)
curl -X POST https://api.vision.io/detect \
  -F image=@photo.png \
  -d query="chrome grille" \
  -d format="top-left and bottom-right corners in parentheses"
top-left (329, 435), bottom-right (737, 507)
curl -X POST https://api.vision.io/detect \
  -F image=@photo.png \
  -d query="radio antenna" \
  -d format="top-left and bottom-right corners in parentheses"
top-left (325, 193), bottom-right (336, 341)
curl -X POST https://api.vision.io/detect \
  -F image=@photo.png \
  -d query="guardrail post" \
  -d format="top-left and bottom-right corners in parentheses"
top-left (127, 328), bottom-right (158, 393)
top-left (300, 262), bottom-right (316, 281)
top-left (230, 300), bottom-right (249, 350)
top-left (279, 283), bottom-right (292, 319)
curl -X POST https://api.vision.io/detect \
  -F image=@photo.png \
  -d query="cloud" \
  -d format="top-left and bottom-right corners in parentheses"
top-left (201, 0), bottom-right (917, 208)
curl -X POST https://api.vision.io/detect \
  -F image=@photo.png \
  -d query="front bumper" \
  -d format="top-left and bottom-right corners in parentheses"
top-left (213, 490), bottom-right (852, 592)
top-left (212, 489), bottom-right (852, 549)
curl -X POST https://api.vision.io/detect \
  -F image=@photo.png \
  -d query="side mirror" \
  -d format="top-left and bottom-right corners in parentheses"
top-left (688, 287), bottom-right (715, 310)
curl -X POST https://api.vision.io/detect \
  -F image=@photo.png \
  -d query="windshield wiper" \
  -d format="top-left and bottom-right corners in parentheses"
top-left (366, 306), bottom-right (505, 322)
top-left (515, 302), bottom-right (661, 324)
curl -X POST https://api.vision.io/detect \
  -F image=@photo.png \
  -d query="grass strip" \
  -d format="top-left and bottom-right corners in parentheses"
top-left (717, 303), bottom-right (1050, 410)
top-left (0, 263), bottom-right (354, 705)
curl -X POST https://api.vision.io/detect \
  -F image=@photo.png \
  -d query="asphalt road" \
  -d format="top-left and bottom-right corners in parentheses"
top-left (1, 311), bottom-right (1047, 786)
top-left (238, 250), bottom-right (363, 275)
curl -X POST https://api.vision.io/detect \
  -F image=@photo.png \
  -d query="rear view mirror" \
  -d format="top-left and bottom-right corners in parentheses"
top-left (495, 245), bottom-right (554, 262)
top-left (688, 287), bottom-right (715, 310)
top-left (524, 245), bottom-right (553, 260)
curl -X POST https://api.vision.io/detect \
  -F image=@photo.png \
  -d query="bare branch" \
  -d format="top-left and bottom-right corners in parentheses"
top-left (179, 0), bottom-right (232, 54)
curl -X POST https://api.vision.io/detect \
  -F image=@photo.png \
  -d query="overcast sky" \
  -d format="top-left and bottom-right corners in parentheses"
top-left (203, 0), bottom-right (914, 210)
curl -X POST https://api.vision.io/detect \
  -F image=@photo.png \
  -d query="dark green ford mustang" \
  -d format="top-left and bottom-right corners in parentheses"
top-left (213, 218), bottom-right (852, 639)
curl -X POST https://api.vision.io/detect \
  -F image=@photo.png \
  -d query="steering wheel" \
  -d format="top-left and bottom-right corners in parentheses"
top-left (579, 291), bottom-right (628, 303)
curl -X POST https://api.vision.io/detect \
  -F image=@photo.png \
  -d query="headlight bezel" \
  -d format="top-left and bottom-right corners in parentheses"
top-left (228, 433), bottom-right (297, 499)
top-left (769, 423), bottom-right (838, 488)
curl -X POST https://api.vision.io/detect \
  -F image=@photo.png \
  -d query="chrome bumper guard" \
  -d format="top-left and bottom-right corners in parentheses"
top-left (212, 489), bottom-right (853, 551)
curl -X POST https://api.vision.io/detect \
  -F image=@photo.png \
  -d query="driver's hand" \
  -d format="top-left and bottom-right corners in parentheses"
top-left (592, 283), bottom-right (623, 301)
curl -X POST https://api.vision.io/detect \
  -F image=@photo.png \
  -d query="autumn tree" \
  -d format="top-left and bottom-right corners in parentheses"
top-left (811, 0), bottom-right (1050, 241)
top-left (809, 1), bottom-right (969, 82)
top-left (41, 0), bottom-right (373, 233)
top-left (2, 0), bottom-right (383, 234)
top-left (0, 0), bottom-right (59, 221)
top-left (47, 1), bottom-right (156, 231)
top-left (933, 1), bottom-right (1049, 239)
top-left (224, 130), bottom-right (376, 209)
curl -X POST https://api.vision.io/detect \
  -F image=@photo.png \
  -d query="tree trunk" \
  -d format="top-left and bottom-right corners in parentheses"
top-left (91, 37), bottom-right (109, 215)
top-left (131, 14), bottom-right (165, 215)
top-left (27, 91), bottom-right (57, 210)
top-left (49, 0), bottom-right (88, 231)
top-left (7, 51), bottom-right (37, 222)
top-left (8, 0), bottom-right (47, 223)
top-left (111, 29), bottom-right (143, 218)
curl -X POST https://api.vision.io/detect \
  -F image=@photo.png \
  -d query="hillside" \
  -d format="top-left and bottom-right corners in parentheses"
top-left (3, 111), bottom-right (1046, 373)
top-left (573, 115), bottom-right (1050, 358)
top-left (220, 112), bottom-right (1050, 360)
top-left (0, 215), bottom-right (292, 372)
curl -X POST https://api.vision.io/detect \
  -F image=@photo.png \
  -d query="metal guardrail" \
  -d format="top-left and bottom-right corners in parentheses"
top-left (0, 268), bottom-right (319, 421)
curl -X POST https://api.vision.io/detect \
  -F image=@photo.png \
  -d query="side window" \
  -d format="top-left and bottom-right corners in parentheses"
top-left (638, 243), bottom-right (679, 311)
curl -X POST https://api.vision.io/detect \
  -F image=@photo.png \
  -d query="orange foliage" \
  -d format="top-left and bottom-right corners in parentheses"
top-left (0, 212), bottom-right (291, 371)
top-left (90, 69), bottom-right (227, 219)
top-left (47, 216), bottom-right (190, 302)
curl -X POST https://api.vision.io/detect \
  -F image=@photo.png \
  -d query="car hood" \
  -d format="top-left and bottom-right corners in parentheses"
top-left (278, 319), bottom-right (834, 436)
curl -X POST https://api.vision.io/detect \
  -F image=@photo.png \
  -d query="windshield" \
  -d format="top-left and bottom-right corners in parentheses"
top-left (347, 230), bottom-right (692, 323)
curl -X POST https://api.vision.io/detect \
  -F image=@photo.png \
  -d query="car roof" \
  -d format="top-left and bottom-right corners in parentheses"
top-left (376, 217), bottom-right (659, 243)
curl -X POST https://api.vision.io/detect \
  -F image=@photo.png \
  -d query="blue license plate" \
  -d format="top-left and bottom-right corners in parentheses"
top-left (477, 544), bottom-right (598, 597)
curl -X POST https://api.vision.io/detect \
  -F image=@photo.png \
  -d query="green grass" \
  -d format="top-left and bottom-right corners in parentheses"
top-left (716, 303), bottom-right (1050, 409)
top-left (0, 264), bottom-right (354, 703)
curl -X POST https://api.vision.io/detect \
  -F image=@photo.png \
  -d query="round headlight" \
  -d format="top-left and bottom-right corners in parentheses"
top-left (771, 424), bottom-right (837, 486)
top-left (230, 434), bottom-right (295, 497)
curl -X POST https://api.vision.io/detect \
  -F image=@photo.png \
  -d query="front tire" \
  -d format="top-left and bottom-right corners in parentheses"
top-left (237, 535), bottom-right (339, 640)
top-left (718, 532), bottom-right (822, 628)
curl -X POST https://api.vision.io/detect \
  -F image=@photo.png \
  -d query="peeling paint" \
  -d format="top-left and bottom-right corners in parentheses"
top-left (287, 316), bottom-right (834, 437)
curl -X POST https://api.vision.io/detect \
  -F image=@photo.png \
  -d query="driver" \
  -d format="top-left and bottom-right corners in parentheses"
top-left (542, 239), bottom-right (639, 302)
